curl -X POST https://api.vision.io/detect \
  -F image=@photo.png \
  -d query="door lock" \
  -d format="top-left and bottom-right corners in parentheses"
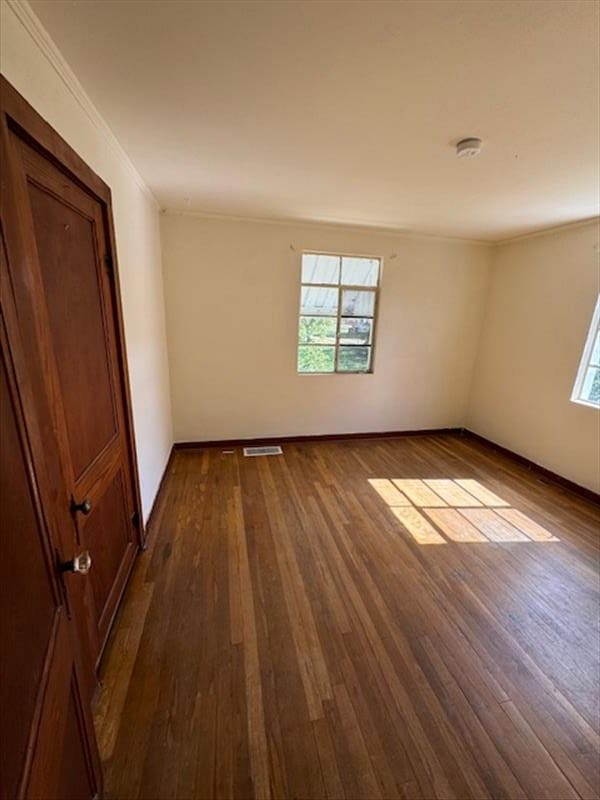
top-left (60, 551), bottom-right (92, 575)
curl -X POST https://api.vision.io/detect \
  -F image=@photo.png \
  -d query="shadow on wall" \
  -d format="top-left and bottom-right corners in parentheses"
top-left (368, 478), bottom-right (559, 545)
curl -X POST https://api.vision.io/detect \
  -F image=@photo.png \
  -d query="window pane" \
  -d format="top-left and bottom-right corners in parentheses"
top-left (338, 346), bottom-right (371, 372)
top-left (581, 366), bottom-right (600, 404)
top-left (298, 345), bottom-right (335, 373)
top-left (341, 289), bottom-right (375, 317)
top-left (299, 317), bottom-right (337, 345)
top-left (339, 318), bottom-right (372, 345)
top-left (301, 254), bottom-right (340, 285)
top-left (341, 257), bottom-right (379, 287)
top-left (300, 286), bottom-right (338, 316)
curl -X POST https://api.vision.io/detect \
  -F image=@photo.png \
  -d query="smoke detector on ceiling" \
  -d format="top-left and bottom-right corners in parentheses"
top-left (456, 138), bottom-right (482, 158)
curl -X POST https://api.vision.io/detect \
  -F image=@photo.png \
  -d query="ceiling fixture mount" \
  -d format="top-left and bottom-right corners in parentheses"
top-left (456, 137), bottom-right (482, 158)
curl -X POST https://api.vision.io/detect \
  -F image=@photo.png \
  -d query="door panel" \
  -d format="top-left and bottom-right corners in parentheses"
top-left (84, 467), bottom-right (132, 635)
top-left (26, 625), bottom-right (98, 800)
top-left (27, 178), bottom-right (118, 479)
top-left (57, 683), bottom-right (97, 799)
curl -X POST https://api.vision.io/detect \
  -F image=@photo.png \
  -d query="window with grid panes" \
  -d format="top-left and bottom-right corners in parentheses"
top-left (297, 253), bottom-right (381, 373)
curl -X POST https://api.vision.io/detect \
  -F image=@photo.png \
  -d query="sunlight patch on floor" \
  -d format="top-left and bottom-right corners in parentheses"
top-left (460, 508), bottom-right (530, 542)
top-left (423, 508), bottom-right (488, 543)
top-left (423, 479), bottom-right (483, 507)
top-left (454, 479), bottom-right (510, 507)
top-left (494, 507), bottom-right (559, 541)
top-left (391, 479), bottom-right (447, 507)
top-left (368, 478), bottom-right (560, 545)
top-left (390, 507), bottom-right (446, 545)
top-left (367, 479), bottom-right (411, 506)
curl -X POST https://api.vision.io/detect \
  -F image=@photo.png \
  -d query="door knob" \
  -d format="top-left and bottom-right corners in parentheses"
top-left (60, 551), bottom-right (92, 574)
top-left (71, 498), bottom-right (92, 515)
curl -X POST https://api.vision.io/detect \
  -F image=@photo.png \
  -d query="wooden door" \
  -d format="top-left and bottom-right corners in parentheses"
top-left (0, 294), bottom-right (102, 799)
top-left (0, 76), bottom-right (143, 692)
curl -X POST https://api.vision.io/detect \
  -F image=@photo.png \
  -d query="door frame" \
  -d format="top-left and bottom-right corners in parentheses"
top-left (0, 75), bottom-right (145, 553)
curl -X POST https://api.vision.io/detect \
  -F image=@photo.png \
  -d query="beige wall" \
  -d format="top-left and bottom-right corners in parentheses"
top-left (468, 221), bottom-right (600, 492)
top-left (4, 1), bottom-right (598, 504)
top-left (1, 1), bottom-right (173, 519)
top-left (161, 213), bottom-right (492, 442)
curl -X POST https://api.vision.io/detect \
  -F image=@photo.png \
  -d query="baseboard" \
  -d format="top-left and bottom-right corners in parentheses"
top-left (174, 427), bottom-right (461, 450)
top-left (142, 445), bottom-right (175, 546)
top-left (461, 429), bottom-right (600, 506)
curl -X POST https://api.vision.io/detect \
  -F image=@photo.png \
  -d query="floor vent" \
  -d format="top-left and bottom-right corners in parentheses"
top-left (243, 445), bottom-right (283, 457)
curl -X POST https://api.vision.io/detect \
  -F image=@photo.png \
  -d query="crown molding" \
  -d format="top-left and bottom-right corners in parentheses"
top-left (162, 208), bottom-right (600, 247)
top-left (161, 207), bottom-right (494, 247)
top-left (7, 1), bottom-right (596, 245)
top-left (5, 0), bottom-right (159, 208)
top-left (495, 216), bottom-right (600, 246)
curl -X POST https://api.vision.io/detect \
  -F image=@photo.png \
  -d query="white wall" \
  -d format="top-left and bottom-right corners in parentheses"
top-left (468, 221), bottom-right (600, 492)
top-left (161, 213), bottom-right (492, 442)
top-left (1, 1), bottom-right (173, 520)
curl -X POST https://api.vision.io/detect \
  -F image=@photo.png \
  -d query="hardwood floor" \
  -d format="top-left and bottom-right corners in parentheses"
top-left (94, 433), bottom-right (600, 800)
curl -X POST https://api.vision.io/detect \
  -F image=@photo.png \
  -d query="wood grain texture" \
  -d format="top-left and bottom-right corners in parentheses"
top-left (1, 76), bottom-right (144, 707)
top-left (95, 433), bottom-right (600, 800)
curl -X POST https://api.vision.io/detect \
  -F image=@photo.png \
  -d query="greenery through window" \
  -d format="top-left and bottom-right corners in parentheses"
top-left (571, 294), bottom-right (600, 408)
top-left (298, 253), bottom-right (381, 373)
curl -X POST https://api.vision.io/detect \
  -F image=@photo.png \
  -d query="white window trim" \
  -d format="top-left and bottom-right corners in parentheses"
top-left (571, 293), bottom-right (600, 408)
top-left (297, 250), bottom-right (382, 375)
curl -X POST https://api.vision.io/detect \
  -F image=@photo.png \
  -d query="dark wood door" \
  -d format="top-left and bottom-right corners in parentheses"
top-left (16, 139), bottom-right (138, 671)
top-left (0, 76), bottom-right (143, 694)
top-left (0, 305), bottom-right (102, 799)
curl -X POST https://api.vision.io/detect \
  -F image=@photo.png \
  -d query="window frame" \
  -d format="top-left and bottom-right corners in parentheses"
top-left (571, 293), bottom-right (600, 408)
top-left (297, 250), bottom-right (382, 375)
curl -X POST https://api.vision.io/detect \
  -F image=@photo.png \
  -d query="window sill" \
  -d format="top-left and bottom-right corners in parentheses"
top-left (297, 371), bottom-right (374, 376)
top-left (570, 397), bottom-right (600, 409)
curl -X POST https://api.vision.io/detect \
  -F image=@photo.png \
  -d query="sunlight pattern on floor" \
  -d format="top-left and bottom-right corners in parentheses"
top-left (390, 507), bottom-right (446, 544)
top-left (368, 478), bottom-right (560, 545)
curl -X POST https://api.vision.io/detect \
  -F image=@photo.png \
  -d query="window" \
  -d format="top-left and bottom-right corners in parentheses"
top-left (571, 294), bottom-right (600, 408)
top-left (297, 252), bottom-right (381, 374)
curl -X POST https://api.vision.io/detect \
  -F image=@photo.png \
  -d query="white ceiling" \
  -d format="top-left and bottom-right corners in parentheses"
top-left (29, 0), bottom-right (599, 241)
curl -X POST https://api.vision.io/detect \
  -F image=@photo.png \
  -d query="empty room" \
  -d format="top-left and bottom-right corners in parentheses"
top-left (1, 1), bottom-right (599, 799)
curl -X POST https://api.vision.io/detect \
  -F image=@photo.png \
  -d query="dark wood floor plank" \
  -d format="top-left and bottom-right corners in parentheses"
top-left (230, 470), bottom-right (272, 800)
top-left (94, 434), bottom-right (600, 799)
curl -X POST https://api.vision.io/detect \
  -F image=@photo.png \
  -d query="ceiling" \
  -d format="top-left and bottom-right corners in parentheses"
top-left (29, 0), bottom-right (599, 242)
